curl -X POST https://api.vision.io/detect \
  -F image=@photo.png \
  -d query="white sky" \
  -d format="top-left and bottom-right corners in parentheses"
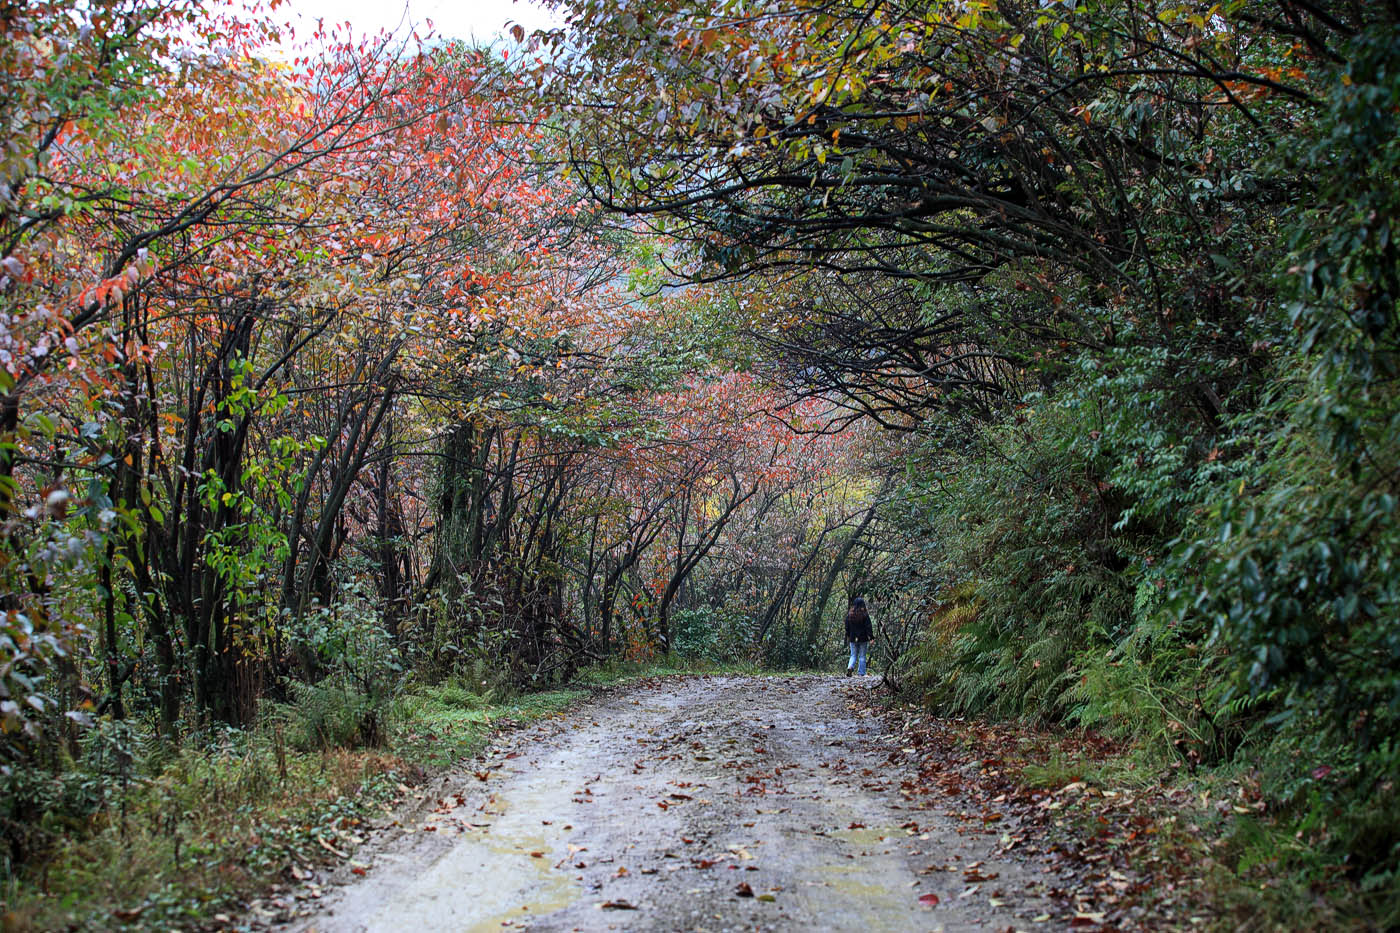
top-left (273, 0), bottom-right (563, 46)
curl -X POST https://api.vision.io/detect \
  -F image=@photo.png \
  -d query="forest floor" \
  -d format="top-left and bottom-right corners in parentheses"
top-left (255, 674), bottom-right (1197, 932)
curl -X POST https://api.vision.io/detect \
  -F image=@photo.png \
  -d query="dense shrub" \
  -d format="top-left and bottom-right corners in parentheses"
top-left (877, 18), bottom-right (1400, 919)
top-left (672, 607), bottom-right (762, 666)
top-left (281, 582), bottom-right (405, 751)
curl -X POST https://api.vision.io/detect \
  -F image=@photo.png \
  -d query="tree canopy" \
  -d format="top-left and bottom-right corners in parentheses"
top-left (3, 0), bottom-right (1400, 926)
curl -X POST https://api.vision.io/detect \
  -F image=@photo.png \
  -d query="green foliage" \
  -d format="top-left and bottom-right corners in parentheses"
top-left (0, 673), bottom-right (591, 930)
top-left (897, 395), bottom-right (1134, 723)
top-left (669, 607), bottom-right (724, 662)
top-left (5, 1), bottom-right (1400, 928)
top-left (896, 342), bottom-right (1400, 915)
top-left (281, 579), bottom-right (405, 751)
top-left (672, 607), bottom-right (769, 667)
top-left (397, 576), bottom-right (517, 693)
top-left (280, 677), bottom-right (391, 751)
top-left (289, 579), bottom-right (404, 693)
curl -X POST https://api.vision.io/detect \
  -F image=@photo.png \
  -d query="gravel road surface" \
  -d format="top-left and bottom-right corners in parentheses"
top-left (287, 675), bottom-right (1055, 932)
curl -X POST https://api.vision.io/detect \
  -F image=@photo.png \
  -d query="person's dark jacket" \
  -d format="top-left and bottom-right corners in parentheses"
top-left (844, 607), bottom-right (873, 644)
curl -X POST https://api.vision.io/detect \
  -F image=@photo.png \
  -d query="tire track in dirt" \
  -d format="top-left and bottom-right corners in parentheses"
top-left (283, 675), bottom-right (1057, 932)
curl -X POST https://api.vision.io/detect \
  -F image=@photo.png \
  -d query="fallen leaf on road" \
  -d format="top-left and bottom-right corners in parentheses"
top-left (599, 900), bottom-right (638, 910)
top-left (918, 893), bottom-right (940, 906)
top-left (319, 837), bottom-right (349, 857)
top-left (735, 882), bottom-right (754, 897)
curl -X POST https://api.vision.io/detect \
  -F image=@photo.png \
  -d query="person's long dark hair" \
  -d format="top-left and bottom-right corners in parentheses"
top-left (846, 598), bottom-right (868, 624)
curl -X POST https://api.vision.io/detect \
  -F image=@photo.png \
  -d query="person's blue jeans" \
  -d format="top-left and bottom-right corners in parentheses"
top-left (848, 641), bottom-right (868, 675)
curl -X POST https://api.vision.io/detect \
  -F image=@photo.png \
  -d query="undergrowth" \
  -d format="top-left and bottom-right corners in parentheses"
top-left (887, 344), bottom-right (1400, 926)
top-left (0, 668), bottom-right (650, 932)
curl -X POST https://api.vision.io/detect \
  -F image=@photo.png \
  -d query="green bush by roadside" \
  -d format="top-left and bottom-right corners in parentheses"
top-left (0, 673), bottom-right (591, 932)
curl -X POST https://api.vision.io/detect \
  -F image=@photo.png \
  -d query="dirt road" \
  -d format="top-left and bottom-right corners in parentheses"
top-left (288, 675), bottom-right (1057, 932)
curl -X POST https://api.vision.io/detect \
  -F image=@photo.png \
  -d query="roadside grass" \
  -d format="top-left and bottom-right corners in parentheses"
top-left (390, 680), bottom-right (585, 770)
top-left (1024, 749), bottom-right (1395, 931)
top-left (2, 661), bottom-right (721, 932)
top-left (8, 742), bottom-right (406, 932)
top-left (572, 654), bottom-right (765, 686)
top-left (1176, 767), bottom-right (1399, 933)
top-left (864, 688), bottom-right (1388, 931)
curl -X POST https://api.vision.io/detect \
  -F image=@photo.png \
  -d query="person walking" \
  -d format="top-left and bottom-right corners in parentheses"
top-left (845, 597), bottom-right (873, 677)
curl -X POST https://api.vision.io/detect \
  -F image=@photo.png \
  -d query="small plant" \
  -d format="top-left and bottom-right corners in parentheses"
top-left (280, 573), bottom-right (405, 751)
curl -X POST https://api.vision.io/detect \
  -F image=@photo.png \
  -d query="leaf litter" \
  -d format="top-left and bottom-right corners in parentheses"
top-left (270, 675), bottom-right (1201, 932)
